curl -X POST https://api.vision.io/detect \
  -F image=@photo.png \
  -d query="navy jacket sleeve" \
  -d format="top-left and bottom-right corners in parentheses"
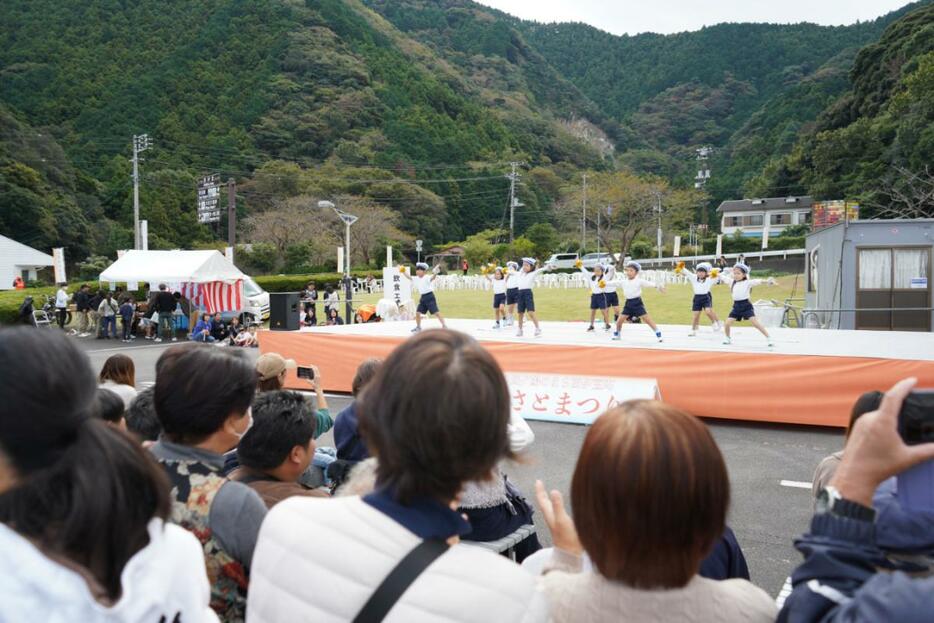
top-left (778, 513), bottom-right (934, 623)
top-left (873, 477), bottom-right (934, 553)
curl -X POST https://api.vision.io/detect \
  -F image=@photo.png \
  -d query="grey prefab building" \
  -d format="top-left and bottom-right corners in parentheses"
top-left (805, 219), bottom-right (933, 331)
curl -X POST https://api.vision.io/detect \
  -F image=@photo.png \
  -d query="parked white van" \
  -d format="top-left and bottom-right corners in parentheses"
top-left (545, 253), bottom-right (580, 269)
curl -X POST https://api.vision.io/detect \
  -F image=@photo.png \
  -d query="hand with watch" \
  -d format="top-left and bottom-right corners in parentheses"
top-left (819, 377), bottom-right (934, 520)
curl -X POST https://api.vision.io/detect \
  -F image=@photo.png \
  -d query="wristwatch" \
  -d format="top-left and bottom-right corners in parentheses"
top-left (816, 486), bottom-right (876, 522)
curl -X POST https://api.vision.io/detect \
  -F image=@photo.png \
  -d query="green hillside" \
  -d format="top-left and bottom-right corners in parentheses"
top-left (0, 0), bottom-right (931, 269)
top-left (751, 4), bottom-right (934, 214)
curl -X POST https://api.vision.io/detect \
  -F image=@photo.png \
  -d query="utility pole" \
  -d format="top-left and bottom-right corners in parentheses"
top-left (654, 191), bottom-right (663, 259)
top-left (227, 178), bottom-right (237, 247)
top-left (581, 173), bottom-right (587, 253)
top-left (131, 134), bottom-right (152, 250)
top-left (507, 162), bottom-right (522, 243)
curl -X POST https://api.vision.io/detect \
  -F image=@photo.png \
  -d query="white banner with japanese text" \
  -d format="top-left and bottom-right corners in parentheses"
top-left (382, 266), bottom-right (413, 315)
top-left (506, 371), bottom-right (660, 425)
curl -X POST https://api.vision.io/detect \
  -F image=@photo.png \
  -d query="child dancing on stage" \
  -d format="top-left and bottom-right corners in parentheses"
top-left (576, 260), bottom-right (611, 332)
top-left (483, 265), bottom-right (508, 329)
top-left (603, 264), bottom-right (622, 322)
top-left (610, 261), bottom-right (666, 342)
top-left (676, 261), bottom-right (722, 335)
top-left (401, 262), bottom-right (447, 333)
top-left (515, 258), bottom-right (552, 338)
top-left (504, 260), bottom-right (520, 327)
top-left (718, 263), bottom-right (776, 347)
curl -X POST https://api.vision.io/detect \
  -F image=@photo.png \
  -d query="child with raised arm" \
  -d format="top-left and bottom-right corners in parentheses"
top-left (676, 261), bottom-right (722, 336)
top-left (504, 261), bottom-right (520, 327)
top-left (718, 263), bottom-right (776, 347)
top-left (609, 261), bottom-right (666, 342)
top-left (603, 263), bottom-right (622, 322)
top-left (515, 257), bottom-right (552, 338)
top-left (483, 265), bottom-right (508, 330)
top-left (576, 260), bottom-right (611, 332)
top-left (401, 262), bottom-right (446, 333)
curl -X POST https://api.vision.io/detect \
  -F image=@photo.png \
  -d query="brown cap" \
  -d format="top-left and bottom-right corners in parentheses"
top-left (256, 352), bottom-right (296, 381)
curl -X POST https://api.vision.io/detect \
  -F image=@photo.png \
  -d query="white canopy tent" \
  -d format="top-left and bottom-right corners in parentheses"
top-left (99, 250), bottom-right (244, 285)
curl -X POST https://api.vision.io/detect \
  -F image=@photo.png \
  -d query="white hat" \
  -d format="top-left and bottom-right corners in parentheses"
top-left (415, 262), bottom-right (429, 271)
top-left (596, 263), bottom-right (607, 273)
top-left (696, 262), bottom-right (712, 272)
top-left (625, 260), bottom-right (642, 272)
top-left (506, 261), bottom-right (519, 269)
top-left (522, 257), bottom-right (537, 266)
top-left (734, 263), bottom-right (750, 274)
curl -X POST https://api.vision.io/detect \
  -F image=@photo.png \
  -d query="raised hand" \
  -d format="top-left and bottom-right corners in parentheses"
top-left (535, 480), bottom-right (583, 555)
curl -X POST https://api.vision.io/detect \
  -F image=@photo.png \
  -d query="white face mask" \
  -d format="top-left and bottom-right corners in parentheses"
top-left (232, 408), bottom-right (253, 440)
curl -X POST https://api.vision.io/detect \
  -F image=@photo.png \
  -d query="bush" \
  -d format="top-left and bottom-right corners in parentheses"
top-left (253, 271), bottom-right (376, 293)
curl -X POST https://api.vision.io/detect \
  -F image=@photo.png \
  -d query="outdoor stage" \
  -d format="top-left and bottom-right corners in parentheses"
top-left (258, 320), bottom-right (934, 427)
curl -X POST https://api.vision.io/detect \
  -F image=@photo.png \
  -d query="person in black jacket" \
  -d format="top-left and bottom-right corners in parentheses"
top-left (74, 285), bottom-right (92, 336)
top-left (153, 284), bottom-right (177, 343)
top-left (210, 312), bottom-right (229, 342)
top-left (87, 289), bottom-right (103, 337)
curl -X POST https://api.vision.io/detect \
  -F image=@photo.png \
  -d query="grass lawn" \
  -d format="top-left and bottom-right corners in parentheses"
top-left (354, 274), bottom-right (805, 325)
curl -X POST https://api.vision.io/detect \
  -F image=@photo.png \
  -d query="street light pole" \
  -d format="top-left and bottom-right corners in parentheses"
top-left (319, 200), bottom-right (358, 324)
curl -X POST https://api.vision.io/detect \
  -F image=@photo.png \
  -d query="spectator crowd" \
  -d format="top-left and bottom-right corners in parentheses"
top-left (0, 326), bottom-right (933, 622)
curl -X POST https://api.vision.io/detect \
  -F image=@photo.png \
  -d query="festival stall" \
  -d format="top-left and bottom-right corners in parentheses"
top-left (98, 250), bottom-right (245, 319)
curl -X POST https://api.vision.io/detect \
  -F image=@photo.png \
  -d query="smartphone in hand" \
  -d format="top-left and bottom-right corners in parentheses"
top-left (897, 390), bottom-right (934, 512)
top-left (296, 366), bottom-right (315, 380)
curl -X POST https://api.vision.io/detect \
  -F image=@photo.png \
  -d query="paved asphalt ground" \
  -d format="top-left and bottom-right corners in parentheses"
top-left (77, 337), bottom-right (841, 597)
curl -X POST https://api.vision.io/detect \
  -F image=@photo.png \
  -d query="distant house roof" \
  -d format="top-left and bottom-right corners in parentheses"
top-left (717, 196), bottom-right (813, 213)
top-left (0, 234), bottom-right (54, 266)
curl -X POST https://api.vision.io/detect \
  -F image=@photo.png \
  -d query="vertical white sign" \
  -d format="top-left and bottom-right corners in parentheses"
top-left (52, 247), bottom-right (66, 283)
top-left (715, 234), bottom-right (723, 258)
top-left (386, 245), bottom-right (393, 267)
top-left (673, 235), bottom-right (681, 257)
top-left (337, 246), bottom-right (344, 274)
top-left (761, 225), bottom-right (770, 250)
top-left (140, 220), bottom-right (149, 251)
top-left (225, 246), bottom-right (234, 263)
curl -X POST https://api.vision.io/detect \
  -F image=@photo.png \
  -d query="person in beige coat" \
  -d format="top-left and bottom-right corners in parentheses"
top-left (534, 400), bottom-right (776, 623)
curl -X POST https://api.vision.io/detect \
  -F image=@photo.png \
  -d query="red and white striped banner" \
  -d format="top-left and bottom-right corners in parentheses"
top-left (179, 280), bottom-right (243, 314)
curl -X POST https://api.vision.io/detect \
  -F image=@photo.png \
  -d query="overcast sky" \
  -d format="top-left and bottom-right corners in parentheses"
top-left (476, 0), bottom-right (914, 36)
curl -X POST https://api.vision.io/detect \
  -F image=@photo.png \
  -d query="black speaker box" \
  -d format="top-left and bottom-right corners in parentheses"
top-left (268, 292), bottom-right (300, 331)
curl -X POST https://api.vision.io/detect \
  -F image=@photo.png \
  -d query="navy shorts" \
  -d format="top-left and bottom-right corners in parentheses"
top-left (417, 292), bottom-right (439, 315)
top-left (517, 289), bottom-right (535, 314)
top-left (692, 293), bottom-right (713, 312)
top-left (622, 296), bottom-right (647, 319)
top-left (493, 293), bottom-right (506, 309)
top-left (590, 293), bottom-right (607, 310)
top-left (605, 291), bottom-right (620, 307)
top-left (506, 288), bottom-right (519, 305)
top-left (729, 299), bottom-right (755, 321)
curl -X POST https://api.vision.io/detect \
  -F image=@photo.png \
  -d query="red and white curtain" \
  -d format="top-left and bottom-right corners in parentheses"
top-left (179, 280), bottom-right (243, 314)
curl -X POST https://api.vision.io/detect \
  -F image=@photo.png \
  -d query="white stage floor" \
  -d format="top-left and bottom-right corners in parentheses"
top-left (300, 319), bottom-right (934, 362)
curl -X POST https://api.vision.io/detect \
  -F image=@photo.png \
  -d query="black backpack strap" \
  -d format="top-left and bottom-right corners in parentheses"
top-left (352, 539), bottom-right (449, 623)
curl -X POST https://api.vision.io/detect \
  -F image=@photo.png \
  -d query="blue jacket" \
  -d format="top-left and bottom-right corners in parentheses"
top-left (778, 512), bottom-right (934, 622)
top-left (699, 526), bottom-right (750, 580)
top-left (192, 319), bottom-right (212, 336)
top-left (333, 402), bottom-right (369, 462)
top-left (873, 476), bottom-right (934, 554)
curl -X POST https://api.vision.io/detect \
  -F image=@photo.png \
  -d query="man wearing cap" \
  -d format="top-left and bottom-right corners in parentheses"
top-left (255, 353), bottom-right (333, 439)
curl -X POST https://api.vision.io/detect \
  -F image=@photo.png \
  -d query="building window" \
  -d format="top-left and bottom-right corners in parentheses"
top-left (894, 248), bottom-right (928, 289)
top-left (798, 211), bottom-right (811, 224)
top-left (770, 213), bottom-right (792, 225)
top-left (744, 214), bottom-right (764, 227)
top-left (858, 249), bottom-right (892, 289)
top-left (723, 216), bottom-right (741, 227)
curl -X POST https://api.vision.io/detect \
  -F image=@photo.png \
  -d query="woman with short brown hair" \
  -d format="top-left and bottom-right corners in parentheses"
top-left (536, 401), bottom-right (775, 622)
top-left (98, 354), bottom-right (137, 408)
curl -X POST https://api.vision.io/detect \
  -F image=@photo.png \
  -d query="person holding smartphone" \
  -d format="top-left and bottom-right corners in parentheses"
top-left (780, 378), bottom-right (934, 621)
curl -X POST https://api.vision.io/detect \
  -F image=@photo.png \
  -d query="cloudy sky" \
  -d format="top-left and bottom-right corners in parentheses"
top-left (476, 0), bottom-right (914, 36)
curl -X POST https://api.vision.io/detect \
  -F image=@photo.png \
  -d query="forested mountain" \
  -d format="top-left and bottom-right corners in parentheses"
top-left (0, 0), bottom-right (931, 267)
top-left (750, 5), bottom-right (934, 215)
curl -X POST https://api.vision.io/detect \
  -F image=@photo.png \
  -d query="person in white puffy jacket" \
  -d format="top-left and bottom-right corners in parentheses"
top-left (248, 330), bottom-right (547, 623)
top-left (0, 328), bottom-right (217, 623)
